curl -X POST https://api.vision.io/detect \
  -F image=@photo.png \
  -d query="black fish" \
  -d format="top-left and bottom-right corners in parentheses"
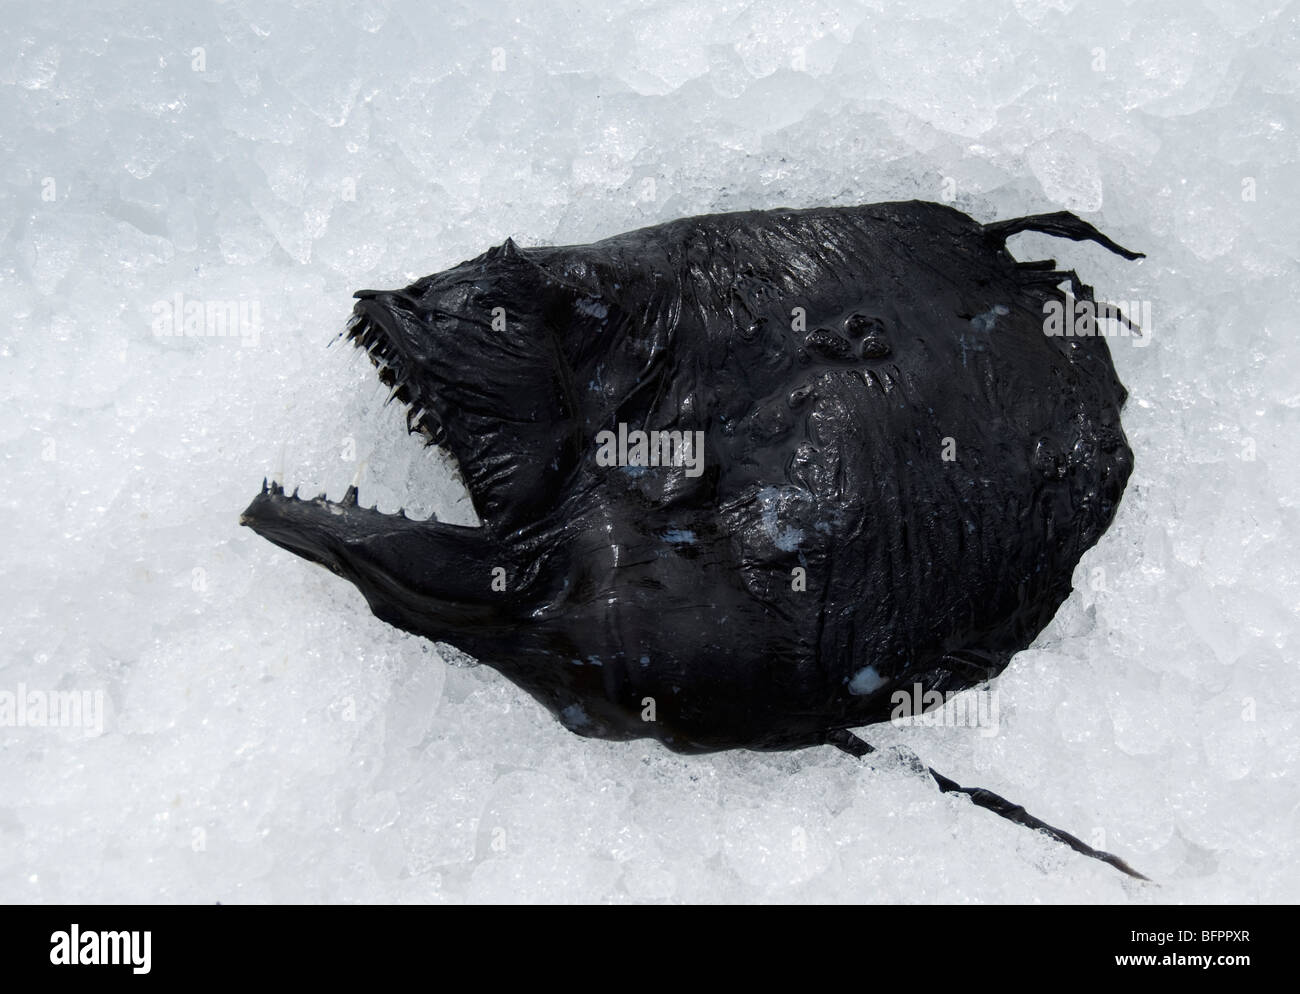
top-left (242, 200), bottom-right (1147, 879)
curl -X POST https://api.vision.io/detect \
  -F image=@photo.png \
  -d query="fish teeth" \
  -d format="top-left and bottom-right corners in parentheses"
top-left (340, 460), bottom-right (366, 508)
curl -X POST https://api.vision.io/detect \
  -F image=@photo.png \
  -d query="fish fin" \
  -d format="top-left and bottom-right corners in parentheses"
top-left (985, 211), bottom-right (1145, 261)
top-left (826, 728), bottom-right (875, 757)
top-left (1017, 267), bottom-right (1095, 300)
top-left (1015, 268), bottom-right (1146, 337)
top-left (1095, 300), bottom-right (1144, 337)
top-left (827, 729), bottom-right (1151, 881)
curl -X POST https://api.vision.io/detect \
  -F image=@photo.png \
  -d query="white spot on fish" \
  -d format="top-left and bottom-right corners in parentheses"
top-left (848, 665), bottom-right (887, 696)
top-left (574, 297), bottom-right (609, 320)
top-left (560, 703), bottom-right (591, 730)
top-left (970, 304), bottom-right (1010, 333)
top-left (757, 486), bottom-right (804, 551)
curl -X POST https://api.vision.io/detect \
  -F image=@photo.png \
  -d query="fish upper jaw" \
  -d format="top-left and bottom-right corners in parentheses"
top-left (346, 292), bottom-right (448, 448)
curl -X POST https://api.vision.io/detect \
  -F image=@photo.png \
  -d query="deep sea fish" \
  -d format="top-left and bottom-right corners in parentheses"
top-left (242, 200), bottom-right (1147, 879)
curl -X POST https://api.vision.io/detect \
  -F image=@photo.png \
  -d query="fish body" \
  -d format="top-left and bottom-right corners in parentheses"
top-left (242, 201), bottom-right (1140, 754)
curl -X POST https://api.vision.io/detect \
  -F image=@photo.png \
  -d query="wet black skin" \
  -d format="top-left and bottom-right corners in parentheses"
top-left (242, 201), bottom-right (1141, 758)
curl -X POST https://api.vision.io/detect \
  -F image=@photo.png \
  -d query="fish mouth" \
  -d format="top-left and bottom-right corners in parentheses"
top-left (240, 293), bottom-right (473, 567)
top-left (349, 291), bottom-right (448, 447)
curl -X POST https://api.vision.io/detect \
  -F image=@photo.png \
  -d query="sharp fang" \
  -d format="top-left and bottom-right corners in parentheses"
top-left (341, 459), bottom-right (366, 507)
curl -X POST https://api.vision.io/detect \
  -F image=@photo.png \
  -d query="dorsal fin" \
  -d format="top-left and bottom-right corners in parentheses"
top-left (985, 211), bottom-right (1145, 261)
